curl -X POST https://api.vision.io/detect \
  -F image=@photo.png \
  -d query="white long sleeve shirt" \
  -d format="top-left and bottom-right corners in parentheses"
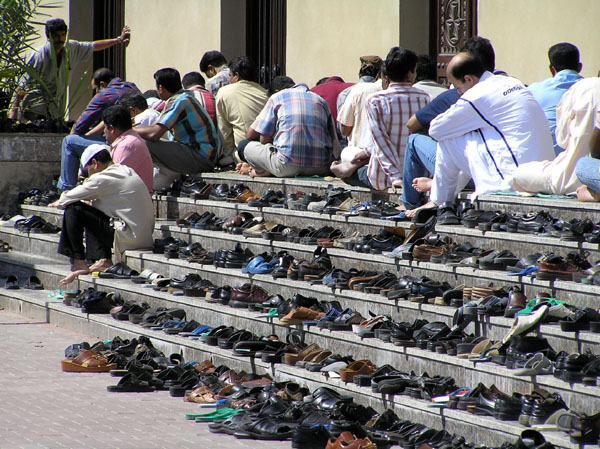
top-left (429, 72), bottom-right (554, 198)
top-left (56, 164), bottom-right (154, 261)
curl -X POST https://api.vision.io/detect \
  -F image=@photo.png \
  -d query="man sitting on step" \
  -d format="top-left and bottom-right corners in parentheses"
top-left (236, 76), bottom-right (340, 178)
top-left (49, 145), bottom-right (154, 285)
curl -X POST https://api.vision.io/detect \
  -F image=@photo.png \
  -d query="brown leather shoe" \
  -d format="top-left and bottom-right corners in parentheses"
top-left (279, 307), bottom-right (324, 325)
top-left (339, 359), bottom-right (377, 383)
top-left (229, 284), bottom-right (270, 308)
top-left (227, 188), bottom-right (261, 203)
top-left (326, 431), bottom-right (377, 449)
top-left (283, 343), bottom-right (320, 365)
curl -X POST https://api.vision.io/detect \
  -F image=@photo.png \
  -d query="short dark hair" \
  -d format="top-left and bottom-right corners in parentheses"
top-left (154, 68), bottom-right (182, 94)
top-left (85, 149), bottom-right (112, 167)
top-left (268, 76), bottom-right (295, 96)
top-left (142, 89), bottom-right (159, 99)
top-left (228, 56), bottom-right (258, 82)
top-left (92, 68), bottom-right (115, 86)
top-left (358, 56), bottom-right (383, 79)
top-left (450, 53), bottom-right (486, 82)
top-left (199, 51), bottom-right (227, 73)
top-left (45, 18), bottom-right (67, 38)
top-left (460, 36), bottom-right (495, 72)
top-left (102, 105), bottom-right (132, 131)
top-left (315, 77), bottom-right (329, 86)
top-left (548, 43), bottom-right (580, 72)
top-left (384, 47), bottom-right (418, 82)
top-left (182, 71), bottom-right (206, 88)
top-left (415, 54), bottom-right (437, 82)
top-left (117, 93), bottom-right (148, 111)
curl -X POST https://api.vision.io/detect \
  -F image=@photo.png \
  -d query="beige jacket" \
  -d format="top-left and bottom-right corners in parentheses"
top-left (56, 164), bottom-right (154, 261)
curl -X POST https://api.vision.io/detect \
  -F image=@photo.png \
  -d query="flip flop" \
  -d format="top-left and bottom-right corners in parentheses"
top-left (107, 373), bottom-right (156, 392)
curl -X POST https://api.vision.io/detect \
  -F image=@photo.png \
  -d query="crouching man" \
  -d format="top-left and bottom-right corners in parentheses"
top-left (49, 145), bottom-right (154, 285)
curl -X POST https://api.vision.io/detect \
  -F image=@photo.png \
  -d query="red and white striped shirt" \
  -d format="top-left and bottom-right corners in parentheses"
top-left (365, 82), bottom-right (430, 190)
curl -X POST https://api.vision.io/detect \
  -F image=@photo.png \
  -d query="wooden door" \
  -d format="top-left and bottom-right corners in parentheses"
top-left (430, 0), bottom-right (477, 85)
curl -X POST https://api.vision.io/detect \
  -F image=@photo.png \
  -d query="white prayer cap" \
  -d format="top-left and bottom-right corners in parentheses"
top-left (80, 144), bottom-right (110, 169)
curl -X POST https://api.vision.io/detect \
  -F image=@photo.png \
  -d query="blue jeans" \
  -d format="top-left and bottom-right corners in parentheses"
top-left (401, 133), bottom-right (438, 209)
top-left (576, 157), bottom-right (600, 193)
top-left (57, 134), bottom-right (106, 190)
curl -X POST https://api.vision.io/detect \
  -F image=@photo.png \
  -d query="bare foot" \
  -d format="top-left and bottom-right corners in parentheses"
top-left (249, 168), bottom-right (270, 177)
top-left (412, 177), bottom-right (432, 193)
top-left (59, 259), bottom-right (89, 286)
top-left (405, 200), bottom-right (436, 218)
top-left (576, 185), bottom-right (600, 202)
top-left (235, 162), bottom-right (251, 175)
top-left (89, 258), bottom-right (113, 273)
top-left (331, 161), bottom-right (358, 178)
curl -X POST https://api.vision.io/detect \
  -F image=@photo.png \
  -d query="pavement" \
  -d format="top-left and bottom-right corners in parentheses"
top-left (0, 310), bottom-right (292, 449)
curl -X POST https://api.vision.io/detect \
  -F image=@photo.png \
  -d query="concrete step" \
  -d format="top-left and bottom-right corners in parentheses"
top-left (1, 249), bottom-right (599, 418)
top-left (0, 276), bottom-right (584, 449)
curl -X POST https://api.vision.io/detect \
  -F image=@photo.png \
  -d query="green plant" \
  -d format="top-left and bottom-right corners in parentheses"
top-left (0, 0), bottom-right (88, 131)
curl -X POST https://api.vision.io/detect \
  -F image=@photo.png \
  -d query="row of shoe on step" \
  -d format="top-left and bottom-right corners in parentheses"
top-left (0, 212), bottom-right (60, 233)
top-left (438, 202), bottom-right (600, 244)
top-left (62, 336), bottom-right (525, 449)
top-left (21, 187), bottom-right (59, 206)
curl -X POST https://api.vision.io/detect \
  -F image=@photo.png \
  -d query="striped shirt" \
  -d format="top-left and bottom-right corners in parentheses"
top-left (366, 82), bottom-right (430, 190)
top-left (251, 83), bottom-right (336, 167)
top-left (186, 85), bottom-right (217, 126)
top-left (158, 90), bottom-right (219, 161)
top-left (206, 66), bottom-right (231, 96)
top-left (73, 78), bottom-right (140, 134)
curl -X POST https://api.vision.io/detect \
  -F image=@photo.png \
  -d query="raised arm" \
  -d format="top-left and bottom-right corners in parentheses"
top-left (93, 25), bottom-right (130, 51)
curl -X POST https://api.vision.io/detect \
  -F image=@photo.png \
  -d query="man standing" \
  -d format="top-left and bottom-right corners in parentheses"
top-left (421, 52), bottom-right (554, 211)
top-left (49, 145), bottom-right (154, 285)
top-left (528, 42), bottom-right (583, 155)
top-left (216, 56), bottom-right (268, 166)
top-left (9, 18), bottom-right (131, 120)
top-left (57, 68), bottom-right (140, 191)
top-left (103, 105), bottom-right (153, 193)
top-left (199, 51), bottom-right (230, 95)
top-left (135, 68), bottom-right (220, 190)
top-left (237, 76), bottom-right (339, 178)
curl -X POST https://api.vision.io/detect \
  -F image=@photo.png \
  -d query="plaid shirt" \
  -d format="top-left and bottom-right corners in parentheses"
top-left (73, 78), bottom-right (140, 134)
top-left (158, 90), bottom-right (219, 161)
top-left (251, 84), bottom-right (336, 167)
top-left (366, 82), bottom-right (430, 190)
top-left (206, 66), bottom-right (231, 96)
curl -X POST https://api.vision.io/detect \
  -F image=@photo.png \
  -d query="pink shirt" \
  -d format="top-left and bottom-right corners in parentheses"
top-left (109, 129), bottom-right (153, 193)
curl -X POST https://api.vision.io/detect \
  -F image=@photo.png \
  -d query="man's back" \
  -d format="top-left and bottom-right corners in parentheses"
top-left (157, 90), bottom-right (219, 161)
top-left (338, 80), bottom-right (383, 148)
top-left (216, 80), bottom-right (268, 150)
top-left (110, 129), bottom-right (153, 193)
top-left (528, 70), bottom-right (583, 153)
top-left (186, 85), bottom-right (217, 125)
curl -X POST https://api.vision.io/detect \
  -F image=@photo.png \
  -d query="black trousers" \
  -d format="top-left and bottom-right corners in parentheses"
top-left (57, 202), bottom-right (114, 261)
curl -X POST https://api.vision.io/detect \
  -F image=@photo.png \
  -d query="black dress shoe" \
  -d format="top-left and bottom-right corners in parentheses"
top-left (169, 273), bottom-right (203, 290)
top-left (180, 178), bottom-right (210, 199)
top-left (208, 183), bottom-right (229, 200)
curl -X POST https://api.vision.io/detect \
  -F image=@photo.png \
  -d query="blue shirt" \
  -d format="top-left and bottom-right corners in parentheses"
top-left (415, 88), bottom-right (461, 130)
top-left (158, 90), bottom-right (219, 161)
top-left (528, 70), bottom-right (583, 155)
top-left (251, 84), bottom-right (335, 167)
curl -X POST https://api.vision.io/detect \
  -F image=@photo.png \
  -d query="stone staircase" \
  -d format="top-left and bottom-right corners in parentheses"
top-left (2, 172), bottom-right (600, 449)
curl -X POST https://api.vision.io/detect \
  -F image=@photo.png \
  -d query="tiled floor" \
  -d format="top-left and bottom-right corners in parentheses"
top-left (0, 310), bottom-right (291, 449)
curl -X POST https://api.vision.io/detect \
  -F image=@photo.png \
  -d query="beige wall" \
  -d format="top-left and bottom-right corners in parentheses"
top-left (125, 0), bottom-right (222, 92)
top-left (286, 0), bottom-right (401, 87)
top-left (478, 0), bottom-right (600, 85)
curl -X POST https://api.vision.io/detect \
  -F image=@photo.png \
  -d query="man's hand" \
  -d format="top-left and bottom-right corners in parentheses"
top-left (48, 201), bottom-right (59, 208)
top-left (120, 25), bottom-right (131, 46)
top-left (350, 150), bottom-right (369, 164)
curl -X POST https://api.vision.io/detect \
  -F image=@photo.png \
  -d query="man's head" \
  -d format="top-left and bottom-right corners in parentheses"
top-left (80, 144), bottom-right (112, 177)
top-left (153, 68), bottom-right (183, 100)
top-left (383, 47), bottom-right (418, 83)
top-left (358, 55), bottom-right (383, 79)
top-left (447, 52), bottom-right (486, 94)
top-left (45, 18), bottom-right (68, 54)
top-left (415, 54), bottom-right (437, 83)
top-left (92, 68), bottom-right (115, 95)
top-left (199, 51), bottom-right (227, 78)
top-left (102, 105), bottom-right (132, 144)
top-left (548, 43), bottom-right (581, 74)
top-left (268, 76), bottom-right (295, 96)
top-left (228, 56), bottom-right (258, 83)
top-left (460, 36), bottom-right (495, 72)
top-left (117, 93), bottom-right (148, 117)
top-left (182, 71), bottom-right (206, 89)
